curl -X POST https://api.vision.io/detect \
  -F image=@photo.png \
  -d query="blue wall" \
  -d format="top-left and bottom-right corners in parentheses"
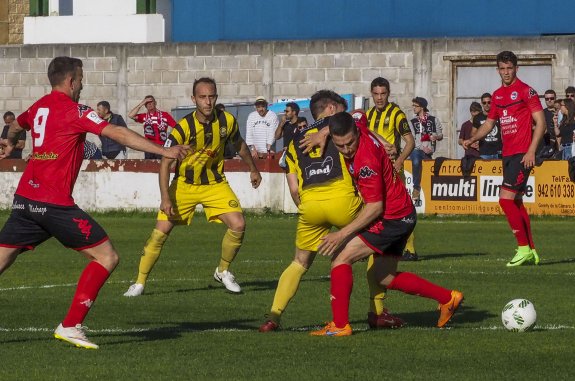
top-left (172, 0), bottom-right (574, 42)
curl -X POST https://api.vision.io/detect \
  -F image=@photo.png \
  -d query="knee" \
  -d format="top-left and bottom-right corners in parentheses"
top-left (229, 217), bottom-right (246, 232)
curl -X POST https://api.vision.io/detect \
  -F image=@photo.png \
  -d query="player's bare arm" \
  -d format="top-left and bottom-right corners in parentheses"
top-left (318, 201), bottom-right (383, 256)
top-left (464, 118), bottom-right (495, 150)
top-left (395, 132), bottom-right (415, 171)
top-left (101, 124), bottom-right (190, 160)
top-left (285, 173), bottom-right (301, 206)
top-left (235, 138), bottom-right (262, 188)
top-left (522, 110), bottom-right (546, 168)
top-left (158, 156), bottom-right (176, 216)
top-left (0, 120), bottom-right (24, 159)
top-left (274, 115), bottom-right (287, 141)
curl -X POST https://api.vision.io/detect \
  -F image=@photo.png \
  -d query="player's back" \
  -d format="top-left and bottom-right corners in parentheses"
top-left (286, 117), bottom-right (356, 201)
top-left (352, 126), bottom-right (413, 220)
top-left (16, 90), bottom-right (107, 206)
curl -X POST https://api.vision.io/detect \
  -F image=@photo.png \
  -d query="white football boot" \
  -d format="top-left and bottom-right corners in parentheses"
top-left (213, 268), bottom-right (241, 293)
top-left (54, 324), bottom-right (98, 349)
top-left (123, 283), bottom-right (145, 297)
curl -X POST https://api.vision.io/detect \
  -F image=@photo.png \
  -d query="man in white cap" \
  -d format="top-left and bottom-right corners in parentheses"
top-left (246, 96), bottom-right (279, 159)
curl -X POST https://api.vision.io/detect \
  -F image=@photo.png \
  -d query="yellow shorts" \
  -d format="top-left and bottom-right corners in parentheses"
top-left (157, 180), bottom-right (242, 225)
top-left (296, 195), bottom-right (363, 251)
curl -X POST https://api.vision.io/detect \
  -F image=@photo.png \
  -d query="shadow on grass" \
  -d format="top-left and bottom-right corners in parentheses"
top-left (348, 304), bottom-right (496, 329)
top-left (415, 252), bottom-right (489, 261)
top-left (100, 319), bottom-right (258, 345)
top-left (537, 257), bottom-right (575, 266)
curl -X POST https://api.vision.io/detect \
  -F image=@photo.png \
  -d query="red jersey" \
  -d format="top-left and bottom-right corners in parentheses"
top-left (15, 90), bottom-right (108, 206)
top-left (346, 124), bottom-right (413, 220)
top-left (488, 78), bottom-right (543, 157)
top-left (134, 110), bottom-right (176, 145)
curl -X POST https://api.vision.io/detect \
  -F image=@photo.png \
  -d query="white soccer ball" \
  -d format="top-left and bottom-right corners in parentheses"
top-left (501, 299), bottom-right (537, 332)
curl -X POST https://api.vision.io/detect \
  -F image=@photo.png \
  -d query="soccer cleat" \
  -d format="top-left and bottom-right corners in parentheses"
top-left (402, 250), bottom-right (419, 261)
top-left (437, 290), bottom-right (464, 328)
top-left (259, 320), bottom-right (279, 332)
top-left (506, 247), bottom-right (534, 267)
top-left (54, 323), bottom-right (99, 349)
top-left (213, 268), bottom-right (241, 293)
top-left (530, 249), bottom-right (540, 265)
top-left (367, 310), bottom-right (406, 329)
top-left (310, 321), bottom-right (352, 337)
top-left (123, 283), bottom-right (144, 297)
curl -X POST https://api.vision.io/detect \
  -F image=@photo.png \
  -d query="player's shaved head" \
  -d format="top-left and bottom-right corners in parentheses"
top-left (329, 111), bottom-right (357, 137)
top-left (310, 90), bottom-right (347, 120)
top-left (47, 56), bottom-right (83, 87)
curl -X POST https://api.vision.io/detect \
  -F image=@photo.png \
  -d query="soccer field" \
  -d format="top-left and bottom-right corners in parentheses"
top-left (0, 211), bottom-right (574, 380)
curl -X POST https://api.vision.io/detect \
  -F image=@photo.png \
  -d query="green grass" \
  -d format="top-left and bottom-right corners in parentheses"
top-left (0, 212), bottom-right (574, 380)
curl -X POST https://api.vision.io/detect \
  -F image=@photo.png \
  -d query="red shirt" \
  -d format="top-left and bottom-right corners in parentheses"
top-left (15, 90), bottom-right (108, 206)
top-left (134, 110), bottom-right (176, 145)
top-left (488, 78), bottom-right (542, 157)
top-left (346, 124), bottom-right (413, 220)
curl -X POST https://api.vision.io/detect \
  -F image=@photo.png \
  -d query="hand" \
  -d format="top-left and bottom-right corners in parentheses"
top-left (383, 142), bottom-right (397, 159)
top-left (521, 151), bottom-right (536, 169)
top-left (250, 170), bottom-right (262, 189)
top-left (142, 96), bottom-right (154, 106)
top-left (299, 132), bottom-right (326, 155)
top-left (471, 141), bottom-right (479, 150)
top-left (160, 197), bottom-right (174, 217)
top-left (421, 145), bottom-right (433, 154)
top-left (462, 139), bottom-right (472, 150)
top-left (317, 230), bottom-right (346, 256)
top-left (250, 148), bottom-right (259, 160)
top-left (393, 157), bottom-right (404, 173)
top-left (162, 145), bottom-right (191, 160)
top-left (0, 142), bottom-right (13, 160)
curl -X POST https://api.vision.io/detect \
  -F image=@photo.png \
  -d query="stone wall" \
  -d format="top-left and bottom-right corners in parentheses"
top-left (0, 36), bottom-right (574, 158)
top-left (8, 0), bottom-right (27, 45)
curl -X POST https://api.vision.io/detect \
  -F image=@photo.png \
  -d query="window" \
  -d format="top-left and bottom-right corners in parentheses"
top-left (137, 0), bottom-right (156, 14)
top-left (29, 0), bottom-right (49, 16)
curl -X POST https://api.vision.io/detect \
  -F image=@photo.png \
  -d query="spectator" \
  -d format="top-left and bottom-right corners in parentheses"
top-left (473, 93), bottom-right (502, 159)
top-left (275, 102), bottom-right (305, 168)
top-left (409, 97), bottom-right (443, 204)
top-left (96, 101), bottom-right (128, 159)
top-left (1, 111), bottom-right (26, 159)
top-left (215, 103), bottom-right (226, 112)
top-left (553, 98), bottom-right (575, 160)
top-left (246, 96), bottom-right (278, 159)
top-left (128, 95), bottom-right (177, 159)
top-left (554, 98), bottom-right (564, 126)
top-left (458, 102), bottom-right (482, 157)
top-left (543, 90), bottom-right (557, 148)
top-left (565, 86), bottom-right (575, 100)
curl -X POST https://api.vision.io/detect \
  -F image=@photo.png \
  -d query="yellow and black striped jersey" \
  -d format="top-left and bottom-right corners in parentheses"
top-left (285, 117), bottom-right (357, 201)
top-left (167, 109), bottom-right (241, 185)
top-left (366, 103), bottom-right (411, 153)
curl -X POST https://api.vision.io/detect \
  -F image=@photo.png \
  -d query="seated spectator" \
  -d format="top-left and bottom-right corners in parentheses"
top-left (246, 96), bottom-right (278, 159)
top-left (409, 97), bottom-right (443, 203)
top-left (1, 111), bottom-right (26, 159)
top-left (96, 101), bottom-right (128, 159)
top-left (83, 139), bottom-right (103, 159)
top-left (128, 95), bottom-right (177, 159)
top-left (458, 102), bottom-right (481, 158)
top-left (554, 98), bottom-right (575, 160)
top-left (472, 93), bottom-right (502, 159)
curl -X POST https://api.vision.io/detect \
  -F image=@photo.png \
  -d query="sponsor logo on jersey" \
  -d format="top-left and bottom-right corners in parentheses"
top-left (220, 126), bottom-right (227, 138)
top-left (163, 139), bottom-right (172, 148)
top-left (511, 91), bottom-right (518, 101)
top-left (358, 166), bottom-right (376, 179)
top-left (528, 87), bottom-right (537, 98)
top-left (431, 176), bottom-right (477, 201)
top-left (32, 152), bottom-right (59, 160)
top-left (305, 156), bottom-right (334, 178)
top-left (12, 201), bottom-right (25, 210)
top-left (86, 111), bottom-right (104, 124)
top-left (228, 200), bottom-right (239, 208)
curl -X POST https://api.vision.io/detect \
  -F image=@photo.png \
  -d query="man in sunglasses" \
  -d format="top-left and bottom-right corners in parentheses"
top-left (543, 90), bottom-right (558, 150)
top-left (472, 93), bottom-right (502, 159)
top-left (565, 86), bottom-right (575, 100)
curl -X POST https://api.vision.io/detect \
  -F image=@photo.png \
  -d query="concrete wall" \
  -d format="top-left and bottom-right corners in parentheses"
top-left (0, 36), bottom-right (574, 159)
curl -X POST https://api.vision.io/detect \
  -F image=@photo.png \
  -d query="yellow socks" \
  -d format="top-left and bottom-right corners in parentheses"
top-left (136, 229), bottom-right (168, 285)
top-left (269, 261), bottom-right (307, 323)
top-left (218, 229), bottom-right (244, 272)
top-left (405, 232), bottom-right (415, 253)
top-left (367, 254), bottom-right (386, 315)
